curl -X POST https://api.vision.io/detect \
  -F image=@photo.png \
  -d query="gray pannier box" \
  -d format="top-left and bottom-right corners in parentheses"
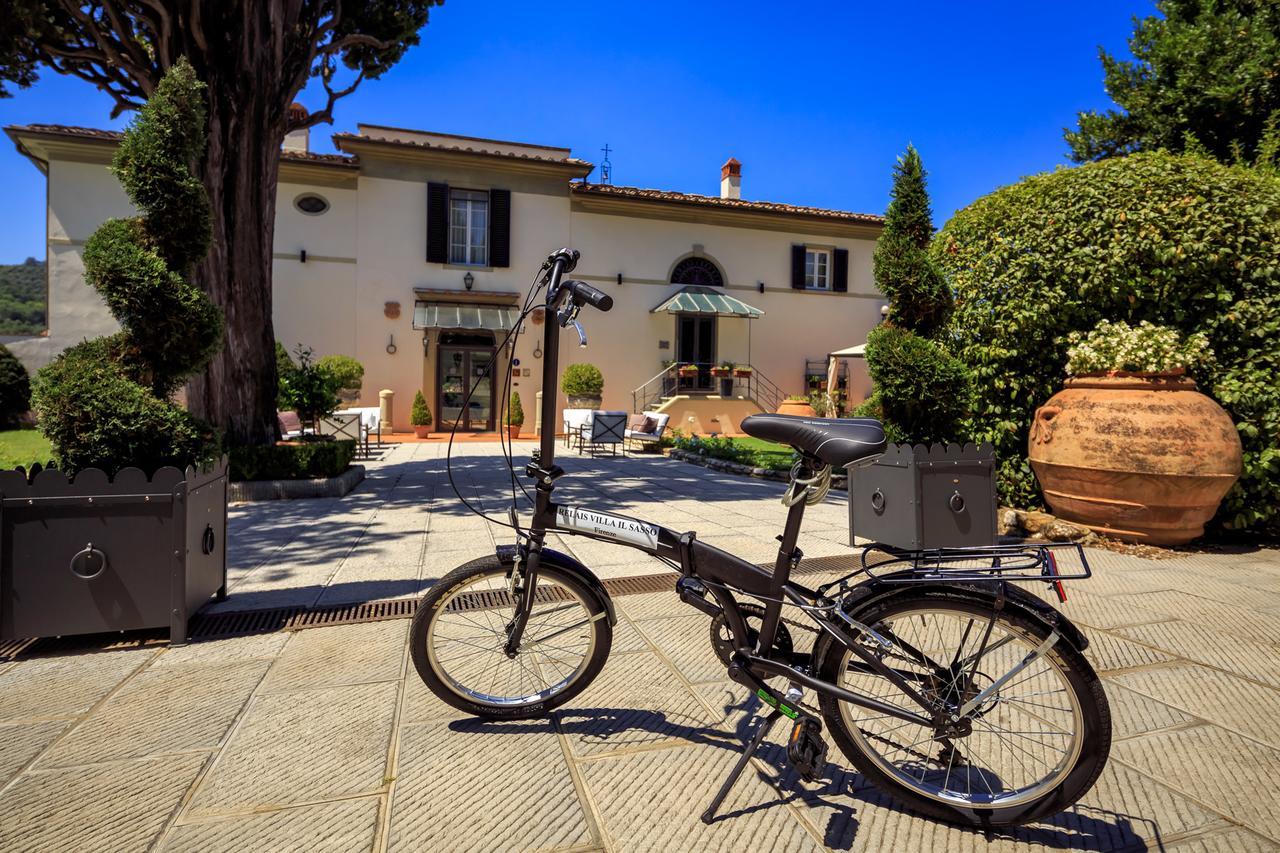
top-left (848, 443), bottom-right (997, 550)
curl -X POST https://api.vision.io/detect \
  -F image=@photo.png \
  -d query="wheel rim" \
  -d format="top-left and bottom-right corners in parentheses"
top-left (835, 604), bottom-right (1085, 809)
top-left (425, 568), bottom-right (600, 708)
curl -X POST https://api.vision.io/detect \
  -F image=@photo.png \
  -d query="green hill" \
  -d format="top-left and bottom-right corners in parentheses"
top-left (0, 258), bottom-right (46, 335)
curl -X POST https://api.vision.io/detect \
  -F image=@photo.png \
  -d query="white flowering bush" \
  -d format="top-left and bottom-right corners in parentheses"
top-left (1065, 320), bottom-right (1211, 376)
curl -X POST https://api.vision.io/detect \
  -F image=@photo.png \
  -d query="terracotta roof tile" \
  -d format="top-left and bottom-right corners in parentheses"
top-left (570, 182), bottom-right (883, 224)
top-left (7, 124), bottom-right (358, 167)
top-left (332, 131), bottom-right (592, 167)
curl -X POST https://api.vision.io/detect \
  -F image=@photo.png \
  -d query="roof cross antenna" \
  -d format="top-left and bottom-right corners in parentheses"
top-left (599, 143), bottom-right (612, 185)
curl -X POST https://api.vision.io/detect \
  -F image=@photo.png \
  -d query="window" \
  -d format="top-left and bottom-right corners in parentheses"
top-left (449, 189), bottom-right (489, 266)
top-left (294, 193), bottom-right (330, 215)
top-left (804, 248), bottom-right (830, 290)
top-left (670, 256), bottom-right (724, 288)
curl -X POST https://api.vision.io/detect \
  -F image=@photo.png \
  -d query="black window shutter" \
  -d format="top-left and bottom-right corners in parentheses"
top-left (426, 182), bottom-right (449, 264)
top-left (791, 244), bottom-right (806, 290)
top-left (489, 188), bottom-right (511, 268)
top-left (833, 248), bottom-right (849, 292)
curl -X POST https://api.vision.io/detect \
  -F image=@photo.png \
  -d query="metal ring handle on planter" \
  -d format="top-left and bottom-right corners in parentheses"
top-left (70, 543), bottom-right (108, 580)
top-left (870, 489), bottom-right (886, 513)
top-left (202, 524), bottom-right (216, 556)
top-left (949, 491), bottom-right (966, 514)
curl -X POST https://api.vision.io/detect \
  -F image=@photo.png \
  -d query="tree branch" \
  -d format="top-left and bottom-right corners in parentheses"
top-left (316, 32), bottom-right (394, 58)
top-left (292, 64), bottom-right (365, 130)
top-left (54, 0), bottom-right (156, 97)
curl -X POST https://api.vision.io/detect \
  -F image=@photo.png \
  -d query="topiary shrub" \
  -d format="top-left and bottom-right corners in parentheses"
top-left (935, 151), bottom-right (1280, 532)
top-left (410, 390), bottom-right (432, 427)
top-left (857, 145), bottom-right (970, 443)
top-left (31, 60), bottom-right (222, 474)
top-left (0, 345), bottom-right (31, 427)
top-left (317, 354), bottom-right (363, 401)
top-left (561, 363), bottom-right (603, 398)
top-left (507, 391), bottom-right (524, 426)
top-left (229, 439), bottom-right (355, 482)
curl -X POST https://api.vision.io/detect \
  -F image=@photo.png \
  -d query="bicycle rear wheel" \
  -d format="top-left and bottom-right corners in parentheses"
top-left (410, 556), bottom-right (612, 719)
top-left (814, 588), bottom-right (1110, 827)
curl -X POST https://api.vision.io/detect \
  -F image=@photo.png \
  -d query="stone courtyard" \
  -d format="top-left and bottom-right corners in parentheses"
top-left (1, 442), bottom-right (1279, 852)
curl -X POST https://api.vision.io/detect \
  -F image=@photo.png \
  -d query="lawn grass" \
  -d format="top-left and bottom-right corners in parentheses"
top-left (0, 429), bottom-right (53, 470)
top-left (725, 436), bottom-right (795, 470)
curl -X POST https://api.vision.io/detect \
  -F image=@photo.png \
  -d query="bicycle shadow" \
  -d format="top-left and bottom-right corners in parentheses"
top-left (452, 693), bottom-right (1156, 852)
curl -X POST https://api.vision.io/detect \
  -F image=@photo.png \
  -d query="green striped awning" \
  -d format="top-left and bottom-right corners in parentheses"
top-left (413, 301), bottom-right (520, 331)
top-left (650, 285), bottom-right (763, 318)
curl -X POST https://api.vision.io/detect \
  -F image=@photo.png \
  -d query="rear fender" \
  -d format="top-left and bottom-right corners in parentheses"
top-left (496, 544), bottom-right (617, 626)
top-left (837, 573), bottom-right (1089, 653)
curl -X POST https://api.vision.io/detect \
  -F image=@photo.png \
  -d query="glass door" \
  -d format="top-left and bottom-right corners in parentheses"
top-left (676, 314), bottom-right (716, 392)
top-left (437, 346), bottom-right (496, 431)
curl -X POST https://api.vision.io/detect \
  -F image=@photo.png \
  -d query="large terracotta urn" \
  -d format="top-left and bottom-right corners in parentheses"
top-left (777, 399), bottom-right (816, 418)
top-left (1028, 373), bottom-right (1241, 545)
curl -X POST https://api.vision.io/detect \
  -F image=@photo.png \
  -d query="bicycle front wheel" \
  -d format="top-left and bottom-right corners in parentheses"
top-left (410, 556), bottom-right (612, 719)
top-left (815, 588), bottom-right (1110, 827)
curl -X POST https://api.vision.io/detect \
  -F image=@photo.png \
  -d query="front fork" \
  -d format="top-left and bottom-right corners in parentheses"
top-left (502, 533), bottom-right (545, 656)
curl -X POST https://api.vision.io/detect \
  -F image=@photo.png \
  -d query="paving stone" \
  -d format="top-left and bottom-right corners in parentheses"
top-left (556, 649), bottom-right (729, 758)
top-left (0, 719), bottom-right (67, 784)
top-left (185, 681), bottom-right (397, 818)
top-left (1110, 664), bottom-right (1280, 749)
top-left (1113, 723), bottom-right (1280, 838)
top-left (1056, 587), bottom-right (1172, 630)
top-left (1084, 630), bottom-right (1177, 673)
top-left (0, 648), bottom-right (154, 721)
top-left (577, 741), bottom-right (822, 852)
top-left (149, 633), bottom-right (290, 669)
top-left (161, 797), bottom-right (381, 853)
top-left (259, 620), bottom-right (407, 693)
top-left (1164, 827), bottom-right (1280, 851)
top-left (316, 560), bottom-right (426, 605)
top-left (389, 718), bottom-right (594, 852)
top-left (1114, 620), bottom-right (1280, 687)
top-left (0, 752), bottom-right (206, 852)
top-left (1102, 681), bottom-right (1197, 740)
top-left (633, 614), bottom-right (730, 684)
top-left (39, 659), bottom-right (268, 769)
top-left (617, 590), bottom-right (689, 622)
top-left (1107, 591), bottom-right (1280, 646)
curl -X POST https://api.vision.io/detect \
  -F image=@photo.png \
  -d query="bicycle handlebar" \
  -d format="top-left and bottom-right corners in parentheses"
top-left (562, 279), bottom-right (613, 312)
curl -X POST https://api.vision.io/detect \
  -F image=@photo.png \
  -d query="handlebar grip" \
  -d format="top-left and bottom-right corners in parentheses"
top-left (565, 280), bottom-right (613, 312)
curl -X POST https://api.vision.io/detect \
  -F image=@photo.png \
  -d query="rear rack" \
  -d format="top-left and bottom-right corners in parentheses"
top-left (816, 541), bottom-right (1091, 598)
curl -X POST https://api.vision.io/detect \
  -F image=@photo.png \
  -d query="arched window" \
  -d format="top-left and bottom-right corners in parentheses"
top-left (670, 257), bottom-right (724, 288)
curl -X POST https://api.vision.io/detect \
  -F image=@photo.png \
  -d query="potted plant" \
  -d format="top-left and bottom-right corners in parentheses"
top-left (733, 365), bottom-right (753, 378)
top-left (709, 362), bottom-right (732, 378)
top-left (777, 395), bottom-right (816, 417)
top-left (411, 390), bottom-right (433, 438)
top-left (1028, 320), bottom-right (1241, 544)
top-left (562, 363), bottom-right (604, 408)
top-left (506, 391), bottom-right (524, 440)
top-left (677, 363), bottom-right (699, 377)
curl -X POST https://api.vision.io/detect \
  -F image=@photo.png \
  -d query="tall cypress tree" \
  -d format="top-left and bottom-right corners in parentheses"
top-left (857, 146), bottom-right (969, 444)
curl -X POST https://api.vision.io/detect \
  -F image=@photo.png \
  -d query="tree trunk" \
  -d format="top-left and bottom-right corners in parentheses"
top-left (184, 61), bottom-right (286, 447)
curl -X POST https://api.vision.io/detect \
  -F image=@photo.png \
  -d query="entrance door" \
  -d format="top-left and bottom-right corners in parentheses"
top-left (438, 334), bottom-right (496, 431)
top-left (676, 314), bottom-right (716, 392)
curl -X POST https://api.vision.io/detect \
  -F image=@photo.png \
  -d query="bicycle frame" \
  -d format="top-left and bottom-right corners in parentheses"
top-left (507, 256), bottom-right (939, 728)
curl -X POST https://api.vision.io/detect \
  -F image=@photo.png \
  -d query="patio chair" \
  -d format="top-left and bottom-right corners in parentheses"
top-left (575, 410), bottom-right (627, 457)
top-left (562, 408), bottom-right (593, 448)
top-left (278, 410), bottom-right (306, 439)
top-left (624, 411), bottom-right (670, 452)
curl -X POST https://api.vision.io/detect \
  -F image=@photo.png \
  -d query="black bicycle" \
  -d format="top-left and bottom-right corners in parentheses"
top-left (411, 248), bottom-right (1111, 828)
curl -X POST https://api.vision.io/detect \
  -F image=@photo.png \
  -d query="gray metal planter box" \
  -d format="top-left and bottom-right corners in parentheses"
top-left (0, 458), bottom-right (228, 645)
top-left (849, 443), bottom-right (997, 550)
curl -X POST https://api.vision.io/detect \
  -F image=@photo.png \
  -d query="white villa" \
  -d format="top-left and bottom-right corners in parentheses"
top-left (4, 116), bottom-right (885, 435)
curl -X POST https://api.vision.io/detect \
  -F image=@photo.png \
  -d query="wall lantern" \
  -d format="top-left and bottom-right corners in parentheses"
top-left (617, 273), bottom-right (623, 286)
top-left (880, 303), bottom-right (891, 318)
top-left (299, 248), bottom-right (307, 264)
top-left (463, 271), bottom-right (475, 291)
top-left (422, 333), bottom-right (430, 354)
top-left (758, 281), bottom-right (765, 293)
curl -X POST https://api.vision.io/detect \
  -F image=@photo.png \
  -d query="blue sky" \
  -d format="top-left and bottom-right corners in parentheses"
top-left (0, 0), bottom-right (1153, 263)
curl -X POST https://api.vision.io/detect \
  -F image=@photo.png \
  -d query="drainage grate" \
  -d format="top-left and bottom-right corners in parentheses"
top-left (1, 554), bottom-right (864, 660)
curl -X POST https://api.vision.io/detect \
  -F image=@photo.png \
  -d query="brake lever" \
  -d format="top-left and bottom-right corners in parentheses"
top-left (570, 320), bottom-right (587, 348)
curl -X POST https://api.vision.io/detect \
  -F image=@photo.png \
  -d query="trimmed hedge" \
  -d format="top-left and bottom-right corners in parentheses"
top-left (229, 439), bottom-right (356, 482)
top-left (935, 151), bottom-right (1280, 532)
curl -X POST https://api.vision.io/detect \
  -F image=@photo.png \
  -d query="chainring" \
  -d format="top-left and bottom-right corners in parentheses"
top-left (710, 603), bottom-right (794, 665)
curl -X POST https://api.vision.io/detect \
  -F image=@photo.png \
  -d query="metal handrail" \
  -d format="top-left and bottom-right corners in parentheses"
top-left (630, 362), bottom-right (782, 413)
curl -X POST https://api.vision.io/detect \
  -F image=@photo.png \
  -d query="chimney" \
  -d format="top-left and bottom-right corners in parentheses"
top-left (283, 102), bottom-right (310, 153)
top-left (720, 158), bottom-right (741, 200)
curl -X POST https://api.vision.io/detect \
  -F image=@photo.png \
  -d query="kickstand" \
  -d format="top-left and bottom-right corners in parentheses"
top-left (701, 709), bottom-right (783, 824)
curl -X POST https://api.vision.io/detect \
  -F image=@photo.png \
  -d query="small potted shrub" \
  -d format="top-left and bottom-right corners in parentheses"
top-left (777, 395), bottom-right (816, 417)
top-left (562, 363), bottom-right (604, 408)
top-left (506, 391), bottom-right (524, 439)
top-left (1029, 320), bottom-right (1241, 544)
top-left (317, 354), bottom-right (364, 405)
top-left (710, 362), bottom-right (732, 378)
top-left (411, 391), bottom-right (433, 438)
top-left (733, 365), bottom-right (753, 378)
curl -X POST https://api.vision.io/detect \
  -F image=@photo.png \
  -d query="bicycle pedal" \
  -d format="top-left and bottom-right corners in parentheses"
top-left (787, 718), bottom-right (828, 783)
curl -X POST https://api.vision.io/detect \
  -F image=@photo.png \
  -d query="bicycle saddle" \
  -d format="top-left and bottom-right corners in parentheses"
top-left (740, 413), bottom-right (887, 469)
